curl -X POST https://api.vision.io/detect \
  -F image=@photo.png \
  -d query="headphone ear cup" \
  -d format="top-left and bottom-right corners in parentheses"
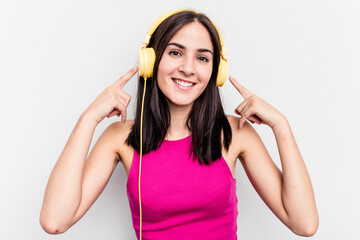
top-left (138, 47), bottom-right (156, 78)
top-left (216, 59), bottom-right (229, 87)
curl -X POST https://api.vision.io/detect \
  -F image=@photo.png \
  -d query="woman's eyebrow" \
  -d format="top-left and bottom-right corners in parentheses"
top-left (198, 48), bottom-right (213, 56)
top-left (168, 42), bottom-right (185, 49)
top-left (167, 42), bottom-right (213, 56)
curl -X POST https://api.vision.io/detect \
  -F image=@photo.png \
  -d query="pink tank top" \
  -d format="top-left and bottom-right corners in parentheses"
top-left (126, 135), bottom-right (238, 240)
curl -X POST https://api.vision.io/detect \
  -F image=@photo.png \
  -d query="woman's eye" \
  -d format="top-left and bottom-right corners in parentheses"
top-left (198, 56), bottom-right (209, 62)
top-left (169, 50), bottom-right (181, 56)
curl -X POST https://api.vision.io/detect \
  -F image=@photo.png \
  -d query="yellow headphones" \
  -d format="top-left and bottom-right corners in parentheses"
top-left (137, 10), bottom-right (228, 240)
top-left (138, 9), bottom-right (229, 87)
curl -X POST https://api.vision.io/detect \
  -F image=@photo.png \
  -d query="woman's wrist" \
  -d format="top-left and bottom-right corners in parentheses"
top-left (79, 111), bottom-right (99, 128)
top-left (270, 114), bottom-right (290, 133)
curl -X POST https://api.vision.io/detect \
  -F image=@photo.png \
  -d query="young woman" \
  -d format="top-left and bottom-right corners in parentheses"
top-left (40, 9), bottom-right (318, 239)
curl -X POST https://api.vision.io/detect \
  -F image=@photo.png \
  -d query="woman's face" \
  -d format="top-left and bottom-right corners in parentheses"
top-left (157, 21), bottom-right (214, 109)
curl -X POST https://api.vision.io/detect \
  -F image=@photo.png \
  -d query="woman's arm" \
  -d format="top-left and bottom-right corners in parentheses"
top-left (272, 117), bottom-right (318, 235)
top-left (39, 115), bottom-right (119, 234)
top-left (235, 118), bottom-right (318, 236)
top-left (40, 67), bottom-right (138, 234)
top-left (228, 76), bottom-right (319, 236)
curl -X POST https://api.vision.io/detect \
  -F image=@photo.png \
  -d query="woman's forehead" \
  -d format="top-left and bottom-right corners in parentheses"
top-left (168, 22), bottom-right (213, 52)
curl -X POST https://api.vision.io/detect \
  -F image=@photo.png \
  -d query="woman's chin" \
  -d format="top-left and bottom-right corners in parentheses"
top-left (165, 97), bottom-right (194, 109)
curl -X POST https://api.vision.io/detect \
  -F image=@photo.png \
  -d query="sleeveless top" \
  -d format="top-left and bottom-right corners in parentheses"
top-left (126, 135), bottom-right (238, 240)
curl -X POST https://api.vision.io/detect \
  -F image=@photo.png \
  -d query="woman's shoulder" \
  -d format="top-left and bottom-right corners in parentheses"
top-left (226, 114), bottom-right (255, 135)
top-left (107, 119), bottom-right (134, 133)
top-left (225, 114), bottom-right (261, 156)
top-left (102, 119), bottom-right (133, 140)
top-left (105, 119), bottom-right (134, 161)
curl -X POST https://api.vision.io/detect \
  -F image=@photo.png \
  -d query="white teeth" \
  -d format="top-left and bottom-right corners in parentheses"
top-left (174, 79), bottom-right (194, 87)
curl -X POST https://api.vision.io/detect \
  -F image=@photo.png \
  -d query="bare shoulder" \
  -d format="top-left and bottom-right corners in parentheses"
top-left (104, 120), bottom-right (134, 163)
top-left (225, 115), bottom-right (263, 159)
top-left (105, 119), bottom-right (133, 140)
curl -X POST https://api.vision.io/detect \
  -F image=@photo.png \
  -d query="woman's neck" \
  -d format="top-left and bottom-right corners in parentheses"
top-left (166, 102), bottom-right (192, 140)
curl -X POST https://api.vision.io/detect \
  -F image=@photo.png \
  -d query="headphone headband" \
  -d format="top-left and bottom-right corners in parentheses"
top-left (141, 9), bottom-right (227, 61)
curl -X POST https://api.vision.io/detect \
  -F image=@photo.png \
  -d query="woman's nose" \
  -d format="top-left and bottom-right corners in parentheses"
top-left (179, 56), bottom-right (195, 76)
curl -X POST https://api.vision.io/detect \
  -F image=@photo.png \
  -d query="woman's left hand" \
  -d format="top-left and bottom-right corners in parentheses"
top-left (229, 76), bottom-right (286, 129)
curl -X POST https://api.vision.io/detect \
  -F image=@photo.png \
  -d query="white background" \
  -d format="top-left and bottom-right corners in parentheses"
top-left (1, 0), bottom-right (359, 239)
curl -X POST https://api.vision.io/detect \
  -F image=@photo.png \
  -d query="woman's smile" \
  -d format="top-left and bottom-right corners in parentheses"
top-left (172, 78), bottom-right (196, 89)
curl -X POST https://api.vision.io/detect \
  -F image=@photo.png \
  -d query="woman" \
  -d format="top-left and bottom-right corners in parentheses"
top-left (40, 9), bottom-right (319, 239)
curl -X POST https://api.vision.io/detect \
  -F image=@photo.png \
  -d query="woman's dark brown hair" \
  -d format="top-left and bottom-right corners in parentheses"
top-left (126, 10), bottom-right (232, 165)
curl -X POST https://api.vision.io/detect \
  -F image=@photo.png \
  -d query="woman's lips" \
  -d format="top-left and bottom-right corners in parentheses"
top-left (172, 78), bottom-right (196, 89)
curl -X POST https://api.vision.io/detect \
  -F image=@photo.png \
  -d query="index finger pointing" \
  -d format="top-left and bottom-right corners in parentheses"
top-left (229, 75), bottom-right (253, 99)
top-left (114, 66), bottom-right (139, 89)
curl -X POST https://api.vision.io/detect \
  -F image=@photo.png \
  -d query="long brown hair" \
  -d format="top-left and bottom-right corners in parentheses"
top-left (126, 10), bottom-right (232, 165)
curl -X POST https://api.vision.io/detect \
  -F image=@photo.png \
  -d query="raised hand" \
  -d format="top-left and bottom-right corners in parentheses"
top-left (83, 66), bottom-right (138, 125)
top-left (229, 75), bottom-right (286, 129)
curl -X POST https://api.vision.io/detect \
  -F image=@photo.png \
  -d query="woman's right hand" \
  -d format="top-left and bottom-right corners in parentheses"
top-left (82, 66), bottom-right (138, 125)
top-left (40, 66), bottom-right (138, 234)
